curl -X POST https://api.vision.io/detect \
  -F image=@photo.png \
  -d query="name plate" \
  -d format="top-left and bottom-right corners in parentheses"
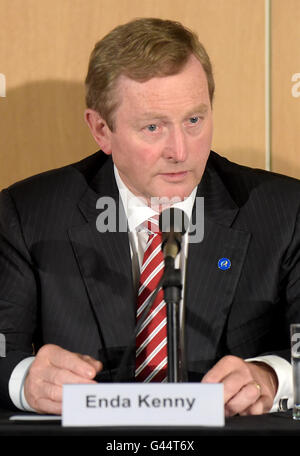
top-left (62, 383), bottom-right (224, 427)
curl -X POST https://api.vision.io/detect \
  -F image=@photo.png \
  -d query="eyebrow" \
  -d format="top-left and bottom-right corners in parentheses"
top-left (186, 103), bottom-right (209, 116)
top-left (138, 103), bottom-right (209, 121)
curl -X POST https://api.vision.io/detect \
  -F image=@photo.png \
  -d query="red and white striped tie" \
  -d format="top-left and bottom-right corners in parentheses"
top-left (135, 216), bottom-right (167, 382)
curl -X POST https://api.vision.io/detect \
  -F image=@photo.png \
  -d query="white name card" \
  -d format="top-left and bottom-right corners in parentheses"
top-left (62, 383), bottom-right (224, 427)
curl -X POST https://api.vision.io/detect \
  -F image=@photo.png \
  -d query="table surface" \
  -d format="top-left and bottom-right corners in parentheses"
top-left (1, 407), bottom-right (300, 437)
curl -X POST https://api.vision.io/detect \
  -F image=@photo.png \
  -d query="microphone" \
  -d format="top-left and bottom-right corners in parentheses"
top-left (159, 207), bottom-right (189, 383)
top-left (159, 208), bottom-right (188, 260)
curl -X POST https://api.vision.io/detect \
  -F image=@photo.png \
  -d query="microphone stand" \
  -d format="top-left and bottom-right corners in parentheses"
top-left (163, 256), bottom-right (183, 383)
top-left (160, 207), bottom-right (188, 384)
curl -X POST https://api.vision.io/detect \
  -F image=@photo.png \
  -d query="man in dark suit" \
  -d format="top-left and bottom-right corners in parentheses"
top-left (0, 18), bottom-right (299, 416)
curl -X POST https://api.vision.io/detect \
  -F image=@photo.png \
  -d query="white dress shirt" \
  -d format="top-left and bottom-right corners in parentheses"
top-left (9, 165), bottom-right (293, 413)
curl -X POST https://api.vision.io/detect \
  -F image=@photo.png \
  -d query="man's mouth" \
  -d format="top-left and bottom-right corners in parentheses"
top-left (159, 171), bottom-right (188, 181)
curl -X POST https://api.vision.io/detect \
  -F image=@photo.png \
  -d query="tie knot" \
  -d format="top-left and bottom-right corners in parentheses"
top-left (146, 215), bottom-right (160, 235)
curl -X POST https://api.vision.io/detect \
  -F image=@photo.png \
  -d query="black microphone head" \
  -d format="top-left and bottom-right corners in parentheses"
top-left (159, 207), bottom-right (189, 235)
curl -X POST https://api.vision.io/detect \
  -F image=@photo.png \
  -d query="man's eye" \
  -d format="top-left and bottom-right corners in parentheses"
top-left (189, 116), bottom-right (199, 124)
top-left (146, 124), bottom-right (157, 132)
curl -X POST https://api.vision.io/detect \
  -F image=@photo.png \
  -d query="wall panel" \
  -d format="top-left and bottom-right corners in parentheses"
top-left (0, 0), bottom-right (266, 188)
top-left (272, 0), bottom-right (300, 178)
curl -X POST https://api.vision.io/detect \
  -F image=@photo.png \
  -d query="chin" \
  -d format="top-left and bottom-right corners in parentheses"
top-left (152, 185), bottom-right (194, 204)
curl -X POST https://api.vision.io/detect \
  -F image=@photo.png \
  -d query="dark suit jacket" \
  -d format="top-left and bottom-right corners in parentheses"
top-left (1, 150), bottom-right (300, 410)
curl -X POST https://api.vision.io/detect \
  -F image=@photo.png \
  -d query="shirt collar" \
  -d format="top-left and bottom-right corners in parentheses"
top-left (114, 165), bottom-right (197, 232)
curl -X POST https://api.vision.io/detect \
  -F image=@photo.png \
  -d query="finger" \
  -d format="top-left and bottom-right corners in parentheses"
top-left (201, 357), bottom-right (233, 383)
top-left (34, 397), bottom-right (62, 415)
top-left (42, 345), bottom-right (99, 379)
top-left (41, 381), bottom-right (63, 403)
top-left (221, 371), bottom-right (252, 404)
top-left (225, 381), bottom-right (262, 417)
top-left (239, 401), bottom-right (264, 416)
top-left (240, 395), bottom-right (273, 416)
top-left (25, 380), bottom-right (62, 414)
top-left (39, 365), bottom-right (99, 386)
top-left (79, 354), bottom-right (102, 373)
top-left (202, 355), bottom-right (251, 384)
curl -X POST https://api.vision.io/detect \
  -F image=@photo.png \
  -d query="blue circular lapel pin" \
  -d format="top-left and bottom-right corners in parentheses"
top-left (218, 258), bottom-right (231, 270)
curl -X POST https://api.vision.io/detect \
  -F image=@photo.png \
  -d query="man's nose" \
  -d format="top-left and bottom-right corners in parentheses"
top-left (164, 127), bottom-right (188, 162)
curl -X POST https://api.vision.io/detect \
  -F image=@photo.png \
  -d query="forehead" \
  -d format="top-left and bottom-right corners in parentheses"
top-left (114, 55), bottom-right (210, 118)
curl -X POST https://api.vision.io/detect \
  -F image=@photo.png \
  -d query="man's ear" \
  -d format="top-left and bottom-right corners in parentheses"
top-left (84, 109), bottom-right (112, 155)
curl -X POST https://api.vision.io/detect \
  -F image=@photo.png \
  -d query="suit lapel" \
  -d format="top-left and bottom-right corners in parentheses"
top-left (185, 159), bottom-right (251, 373)
top-left (68, 158), bottom-right (135, 352)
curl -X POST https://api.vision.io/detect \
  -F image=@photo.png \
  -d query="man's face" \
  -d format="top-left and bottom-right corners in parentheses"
top-left (99, 55), bottom-right (213, 204)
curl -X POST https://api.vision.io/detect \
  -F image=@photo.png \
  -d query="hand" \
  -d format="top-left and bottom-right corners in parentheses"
top-left (24, 344), bottom-right (103, 414)
top-left (201, 355), bottom-right (278, 416)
